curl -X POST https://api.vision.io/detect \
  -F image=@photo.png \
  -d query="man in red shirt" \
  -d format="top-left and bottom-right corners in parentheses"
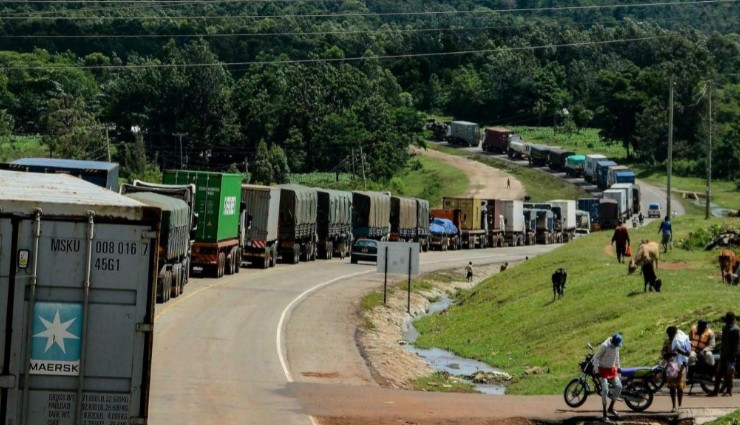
top-left (611, 220), bottom-right (631, 264)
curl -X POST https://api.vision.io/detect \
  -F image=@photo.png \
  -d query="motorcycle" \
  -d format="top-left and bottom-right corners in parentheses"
top-left (653, 353), bottom-right (724, 394)
top-left (632, 217), bottom-right (639, 228)
top-left (563, 343), bottom-right (655, 412)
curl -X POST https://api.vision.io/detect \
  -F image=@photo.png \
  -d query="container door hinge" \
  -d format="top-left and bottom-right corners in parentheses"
top-left (141, 230), bottom-right (157, 240)
top-left (0, 374), bottom-right (16, 388)
top-left (130, 418), bottom-right (147, 425)
top-left (135, 323), bottom-right (153, 333)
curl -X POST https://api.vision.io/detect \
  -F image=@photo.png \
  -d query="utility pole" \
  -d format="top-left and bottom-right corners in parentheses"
top-left (351, 148), bottom-right (356, 179)
top-left (105, 127), bottom-right (111, 162)
top-left (705, 80), bottom-right (713, 219)
top-left (666, 76), bottom-right (674, 219)
top-left (359, 146), bottom-right (367, 190)
top-left (174, 133), bottom-right (187, 168)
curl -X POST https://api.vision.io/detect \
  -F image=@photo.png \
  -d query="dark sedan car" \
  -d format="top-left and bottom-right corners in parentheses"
top-left (351, 239), bottom-right (378, 264)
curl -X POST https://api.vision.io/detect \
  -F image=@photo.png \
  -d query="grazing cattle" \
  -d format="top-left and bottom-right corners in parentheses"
top-left (500, 262), bottom-right (509, 272)
top-left (719, 249), bottom-right (738, 284)
top-left (552, 268), bottom-right (567, 300)
top-left (633, 240), bottom-right (660, 269)
top-left (641, 260), bottom-right (661, 292)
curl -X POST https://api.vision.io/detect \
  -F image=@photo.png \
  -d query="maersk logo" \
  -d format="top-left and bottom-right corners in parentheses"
top-left (30, 302), bottom-right (83, 376)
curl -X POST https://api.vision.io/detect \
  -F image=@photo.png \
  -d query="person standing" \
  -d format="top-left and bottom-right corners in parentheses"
top-left (662, 326), bottom-right (690, 412)
top-left (592, 333), bottom-right (623, 421)
top-left (465, 261), bottom-right (473, 282)
top-left (659, 216), bottom-right (673, 253)
top-left (506, 178), bottom-right (511, 189)
top-left (708, 312), bottom-right (740, 397)
top-left (610, 221), bottom-right (631, 264)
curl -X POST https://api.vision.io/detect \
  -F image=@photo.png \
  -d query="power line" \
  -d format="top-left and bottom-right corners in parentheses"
top-left (1, 0), bottom-right (735, 20)
top-left (0, 36), bottom-right (671, 71)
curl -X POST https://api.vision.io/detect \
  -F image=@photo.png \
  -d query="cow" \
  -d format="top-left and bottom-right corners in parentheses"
top-left (552, 268), bottom-right (567, 300)
top-left (631, 240), bottom-right (660, 271)
top-left (719, 249), bottom-right (738, 284)
top-left (641, 260), bottom-right (662, 292)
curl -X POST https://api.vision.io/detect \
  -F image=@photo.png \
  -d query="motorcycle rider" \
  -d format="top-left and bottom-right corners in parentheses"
top-left (689, 319), bottom-right (716, 379)
top-left (638, 212), bottom-right (644, 224)
top-left (708, 312), bottom-right (740, 397)
top-left (593, 333), bottom-right (623, 421)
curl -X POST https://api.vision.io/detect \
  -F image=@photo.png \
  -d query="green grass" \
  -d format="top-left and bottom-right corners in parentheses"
top-left (705, 409), bottom-right (740, 424)
top-left (428, 143), bottom-right (590, 202)
top-left (631, 165), bottom-right (740, 211)
top-left (0, 136), bottom-right (47, 162)
top-left (410, 372), bottom-right (477, 393)
top-left (412, 214), bottom-right (740, 395)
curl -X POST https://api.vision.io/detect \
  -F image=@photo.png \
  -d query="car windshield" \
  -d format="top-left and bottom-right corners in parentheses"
top-left (354, 240), bottom-right (377, 248)
top-left (649, 204), bottom-right (660, 209)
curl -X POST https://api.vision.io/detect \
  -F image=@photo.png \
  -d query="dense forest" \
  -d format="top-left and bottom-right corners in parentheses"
top-left (0, 0), bottom-right (738, 182)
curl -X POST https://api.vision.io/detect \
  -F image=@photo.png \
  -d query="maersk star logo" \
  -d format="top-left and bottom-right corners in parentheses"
top-left (33, 309), bottom-right (79, 354)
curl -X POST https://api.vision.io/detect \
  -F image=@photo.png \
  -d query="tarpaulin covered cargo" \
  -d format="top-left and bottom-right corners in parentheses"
top-left (242, 184), bottom-right (281, 244)
top-left (163, 170), bottom-right (242, 243)
top-left (548, 148), bottom-right (576, 170)
top-left (565, 155), bottom-right (586, 176)
top-left (317, 188), bottom-right (352, 238)
top-left (442, 197), bottom-right (483, 231)
top-left (0, 170), bottom-right (159, 425)
top-left (277, 184), bottom-right (318, 240)
top-left (416, 199), bottom-right (430, 236)
top-left (125, 191), bottom-right (190, 260)
top-left (391, 196), bottom-right (417, 238)
top-left (429, 218), bottom-right (458, 235)
top-left (352, 191), bottom-right (390, 238)
top-left (1, 157), bottom-right (120, 191)
top-left (528, 144), bottom-right (553, 166)
top-left (449, 121), bottom-right (480, 146)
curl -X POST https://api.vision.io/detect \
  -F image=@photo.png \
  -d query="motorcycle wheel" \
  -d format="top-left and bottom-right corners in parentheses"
top-left (563, 378), bottom-right (589, 408)
top-left (624, 381), bottom-right (653, 412)
top-left (649, 370), bottom-right (666, 393)
top-left (700, 379), bottom-right (724, 394)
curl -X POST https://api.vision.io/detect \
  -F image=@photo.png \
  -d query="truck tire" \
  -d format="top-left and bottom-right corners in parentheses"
top-left (324, 242), bottom-right (333, 260)
top-left (271, 244), bottom-right (278, 267)
top-left (235, 251), bottom-right (241, 274)
top-left (171, 264), bottom-right (181, 298)
top-left (225, 248), bottom-right (235, 275)
top-left (156, 271), bottom-right (167, 303)
top-left (163, 270), bottom-right (172, 302)
top-left (291, 245), bottom-right (301, 264)
top-left (217, 252), bottom-right (225, 278)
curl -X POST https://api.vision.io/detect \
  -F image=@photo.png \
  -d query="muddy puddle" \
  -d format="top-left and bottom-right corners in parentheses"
top-left (403, 294), bottom-right (508, 395)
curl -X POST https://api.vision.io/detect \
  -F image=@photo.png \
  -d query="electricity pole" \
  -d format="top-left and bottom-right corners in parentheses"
top-left (359, 146), bottom-right (367, 190)
top-left (173, 133), bottom-right (187, 168)
top-left (666, 77), bottom-right (674, 219)
top-left (705, 80), bottom-right (713, 219)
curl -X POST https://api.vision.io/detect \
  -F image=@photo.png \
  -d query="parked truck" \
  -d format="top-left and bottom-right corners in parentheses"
top-left (0, 157), bottom-right (120, 191)
top-left (447, 121), bottom-right (480, 147)
top-left (482, 126), bottom-right (512, 153)
top-left (534, 208), bottom-right (556, 245)
top-left (603, 188), bottom-right (628, 220)
top-left (278, 184), bottom-right (319, 264)
top-left (501, 200), bottom-right (526, 246)
top-left (163, 170), bottom-right (244, 278)
top-left (316, 188), bottom-right (353, 259)
top-left (416, 198), bottom-right (431, 251)
top-left (584, 154), bottom-right (607, 183)
top-left (596, 160), bottom-right (618, 189)
top-left (507, 136), bottom-right (528, 159)
top-left (390, 195), bottom-right (418, 242)
top-left (615, 170), bottom-right (636, 185)
top-left (442, 197), bottom-right (488, 248)
top-left (0, 170), bottom-right (158, 424)
top-left (548, 148), bottom-right (576, 171)
top-left (528, 144), bottom-right (552, 167)
top-left (429, 217), bottom-right (460, 251)
top-left (577, 198), bottom-right (601, 231)
top-left (599, 198), bottom-right (620, 229)
top-left (353, 191), bottom-right (391, 240)
top-left (482, 199), bottom-right (506, 247)
top-left (121, 180), bottom-right (197, 302)
top-left (611, 183), bottom-right (634, 219)
top-left (607, 165), bottom-right (630, 188)
top-left (549, 199), bottom-right (577, 242)
top-left (575, 210), bottom-right (591, 236)
top-left (522, 208), bottom-right (538, 245)
top-left (564, 155), bottom-right (586, 177)
top-left (632, 185), bottom-right (642, 215)
top-left (242, 184), bottom-right (281, 268)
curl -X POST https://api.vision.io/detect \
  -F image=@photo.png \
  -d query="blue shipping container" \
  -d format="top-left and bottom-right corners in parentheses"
top-left (1, 158), bottom-right (119, 191)
top-left (577, 198), bottom-right (601, 224)
top-left (596, 160), bottom-right (617, 189)
top-left (615, 171), bottom-right (636, 184)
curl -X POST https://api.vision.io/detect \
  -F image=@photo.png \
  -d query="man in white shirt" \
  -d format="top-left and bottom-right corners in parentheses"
top-left (592, 333), bottom-right (623, 421)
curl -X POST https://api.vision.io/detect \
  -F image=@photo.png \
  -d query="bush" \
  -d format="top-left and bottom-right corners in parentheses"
top-left (678, 224), bottom-right (728, 251)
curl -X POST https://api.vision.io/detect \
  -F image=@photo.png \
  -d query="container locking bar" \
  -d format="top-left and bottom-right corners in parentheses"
top-left (20, 208), bottom-right (43, 425)
top-left (135, 323), bottom-right (153, 333)
top-left (74, 211), bottom-right (95, 425)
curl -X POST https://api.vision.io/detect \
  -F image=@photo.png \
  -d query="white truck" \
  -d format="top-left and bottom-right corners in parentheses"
top-left (584, 154), bottom-right (607, 183)
top-left (548, 199), bottom-right (577, 242)
top-left (575, 210), bottom-right (591, 236)
top-left (603, 189), bottom-right (629, 221)
top-left (610, 183), bottom-right (634, 220)
top-left (500, 200), bottom-right (526, 246)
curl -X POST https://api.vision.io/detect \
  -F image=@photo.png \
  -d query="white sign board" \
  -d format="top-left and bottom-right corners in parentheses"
top-left (376, 241), bottom-right (420, 275)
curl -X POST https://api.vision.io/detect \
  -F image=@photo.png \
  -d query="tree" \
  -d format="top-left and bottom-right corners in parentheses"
top-left (268, 143), bottom-right (290, 184)
top-left (41, 93), bottom-right (103, 159)
top-left (250, 140), bottom-right (274, 184)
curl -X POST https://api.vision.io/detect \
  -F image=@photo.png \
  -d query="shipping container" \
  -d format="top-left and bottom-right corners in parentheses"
top-left (0, 170), bottom-right (158, 425)
top-left (577, 198), bottom-right (601, 228)
top-left (352, 191), bottom-right (391, 240)
top-left (564, 155), bottom-right (586, 177)
top-left (548, 200), bottom-right (577, 231)
top-left (596, 160), bottom-right (618, 189)
top-left (603, 189), bottom-right (628, 219)
top-left (607, 165), bottom-right (630, 188)
top-left (599, 198), bottom-right (619, 229)
top-left (447, 121), bottom-right (480, 147)
top-left (548, 148), bottom-right (576, 171)
top-left (500, 200), bottom-right (527, 246)
top-left (241, 184), bottom-right (281, 267)
top-left (584, 154), bottom-right (607, 183)
top-left (0, 158), bottom-right (120, 191)
top-left (615, 170), bottom-right (636, 185)
top-left (441, 197), bottom-right (488, 248)
top-left (611, 183), bottom-right (634, 217)
top-left (481, 199), bottom-right (506, 247)
top-left (482, 127), bottom-right (511, 153)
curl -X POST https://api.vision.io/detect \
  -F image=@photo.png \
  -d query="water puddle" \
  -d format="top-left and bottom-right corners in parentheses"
top-left (403, 294), bottom-right (508, 395)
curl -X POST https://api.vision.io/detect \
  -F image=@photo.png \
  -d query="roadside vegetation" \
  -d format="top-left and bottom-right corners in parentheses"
top-left (412, 215), bottom-right (740, 395)
top-left (706, 409), bottom-right (740, 424)
top-left (0, 136), bottom-right (46, 162)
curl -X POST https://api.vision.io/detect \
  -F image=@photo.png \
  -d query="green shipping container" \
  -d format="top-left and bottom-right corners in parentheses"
top-left (163, 170), bottom-right (242, 243)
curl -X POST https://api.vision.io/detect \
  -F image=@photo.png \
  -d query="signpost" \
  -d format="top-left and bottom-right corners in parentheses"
top-left (377, 242), bottom-right (420, 313)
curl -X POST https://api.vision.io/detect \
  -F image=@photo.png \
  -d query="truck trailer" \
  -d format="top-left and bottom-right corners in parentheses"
top-left (507, 136), bottom-right (528, 159)
top-left (599, 198), bottom-right (619, 229)
top-left (564, 155), bottom-right (586, 177)
top-left (278, 184), bottom-right (319, 264)
top-left (317, 188), bottom-right (353, 259)
top-left (447, 121), bottom-right (480, 147)
top-left (482, 127), bottom-right (512, 153)
top-left (390, 196), bottom-right (417, 242)
top-left (603, 189), bottom-right (628, 221)
top-left (442, 197), bottom-right (488, 248)
top-left (0, 157), bottom-right (120, 191)
top-left (632, 185), bottom-right (642, 215)
top-left (163, 170), bottom-right (245, 278)
top-left (429, 217), bottom-right (460, 251)
top-left (500, 200), bottom-right (526, 246)
top-left (121, 180), bottom-right (197, 302)
top-left (353, 191), bottom-right (391, 240)
top-left (607, 165), bottom-right (631, 188)
top-left (584, 154), bottom-right (607, 183)
top-left (528, 144), bottom-right (552, 167)
top-left (577, 198), bottom-right (601, 231)
top-left (416, 199), bottom-right (431, 251)
top-left (482, 199), bottom-right (506, 247)
top-left (596, 160), bottom-right (618, 189)
top-left (575, 210), bottom-right (591, 236)
top-left (242, 184), bottom-right (281, 268)
top-left (548, 148), bottom-right (576, 171)
top-left (610, 183), bottom-right (635, 219)
top-left (548, 199), bottom-right (577, 242)
top-left (0, 171), bottom-right (158, 424)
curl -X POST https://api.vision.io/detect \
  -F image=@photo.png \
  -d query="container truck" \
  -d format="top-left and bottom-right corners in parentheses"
top-left (507, 136), bottom-right (528, 159)
top-left (599, 198), bottom-right (619, 229)
top-left (528, 144), bottom-right (552, 167)
top-left (548, 148), bottom-right (576, 171)
top-left (0, 157), bottom-right (120, 191)
top-left (607, 165), bottom-right (630, 188)
top-left (482, 199), bottom-right (506, 247)
top-left (447, 121), bottom-right (480, 147)
top-left (564, 155), bottom-right (586, 177)
top-left (0, 170), bottom-right (158, 424)
top-left (615, 170), bottom-right (636, 185)
top-left (632, 185), bottom-right (642, 215)
top-left (549, 199), bottom-right (577, 242)
top-left (500, 200), bottom-right (526, 246)
top-left (584, 154), bottom-right (607, 183)
top-left (482, 127), bottom-right (512, 153)
top-left (610, 183), bottom-right (634, 219)
top-left (121, 180), bottom-right (197, 302)
top-left (415, 199), bottom-right (431, 251)
top-left (428, 217), bottom-right (460, 251)
top-left (534, 209), bottom-right (556, 245)
top-left (242, 184), bottom-right (281, 268)
top-left (278, 184), bottom-right (319, 264)
top-left (390, 196), bottom-right (417, 242)
top-left (577, 198), bottom-right (601, 231)
top-left (316, 188), bottom-right (353, 259)
top-left (522, 209), bottom-right (538, 245)
top-left (575, 210), bottom-right (591, 236)
top-left (596, 160), bottom-right (618, 189)
top-left (353, 191), bottom-right (391, 240)
top-left (603, 189), bottom-right (628, 220)
top-left (442, 197), bottom-right (488, 248)
top-left (163, 170), bottom-right (245, 278)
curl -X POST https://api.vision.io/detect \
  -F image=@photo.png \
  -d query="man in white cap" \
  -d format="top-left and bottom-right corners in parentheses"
top-left (593, 333), bottom-right (623, 421)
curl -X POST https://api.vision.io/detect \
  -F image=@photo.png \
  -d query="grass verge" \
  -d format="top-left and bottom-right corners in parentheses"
top-left (412, 214), bottom-right (740, 395)
top-left (705, 409), bottom-right (740, 424)
top-left (631, 165), bottom-right (739, 211)
top-left (428, 143), bottom-right (590, 202)
top-left (410, 372), bottom-right (477, 393)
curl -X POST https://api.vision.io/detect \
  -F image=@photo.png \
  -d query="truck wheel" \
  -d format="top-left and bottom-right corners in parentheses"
top-left (217, 252), bottom-right (225, 278)
top-left (235, 251), bottom-right (241, 274)
top-left (271, 245), bottom-right (278, 267)
top-left (156, 273), bottom-right (166, 303)
top-left (171, 265), bottom-right (181, 298)
top-left (292, 245), bottom-right (301, 264)
top-left (325, 242), bottom-right (333, 260)
top-left (163, 270), bottom-right (172, 303)
top-left (310, 243), bottom-right (317, 261)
